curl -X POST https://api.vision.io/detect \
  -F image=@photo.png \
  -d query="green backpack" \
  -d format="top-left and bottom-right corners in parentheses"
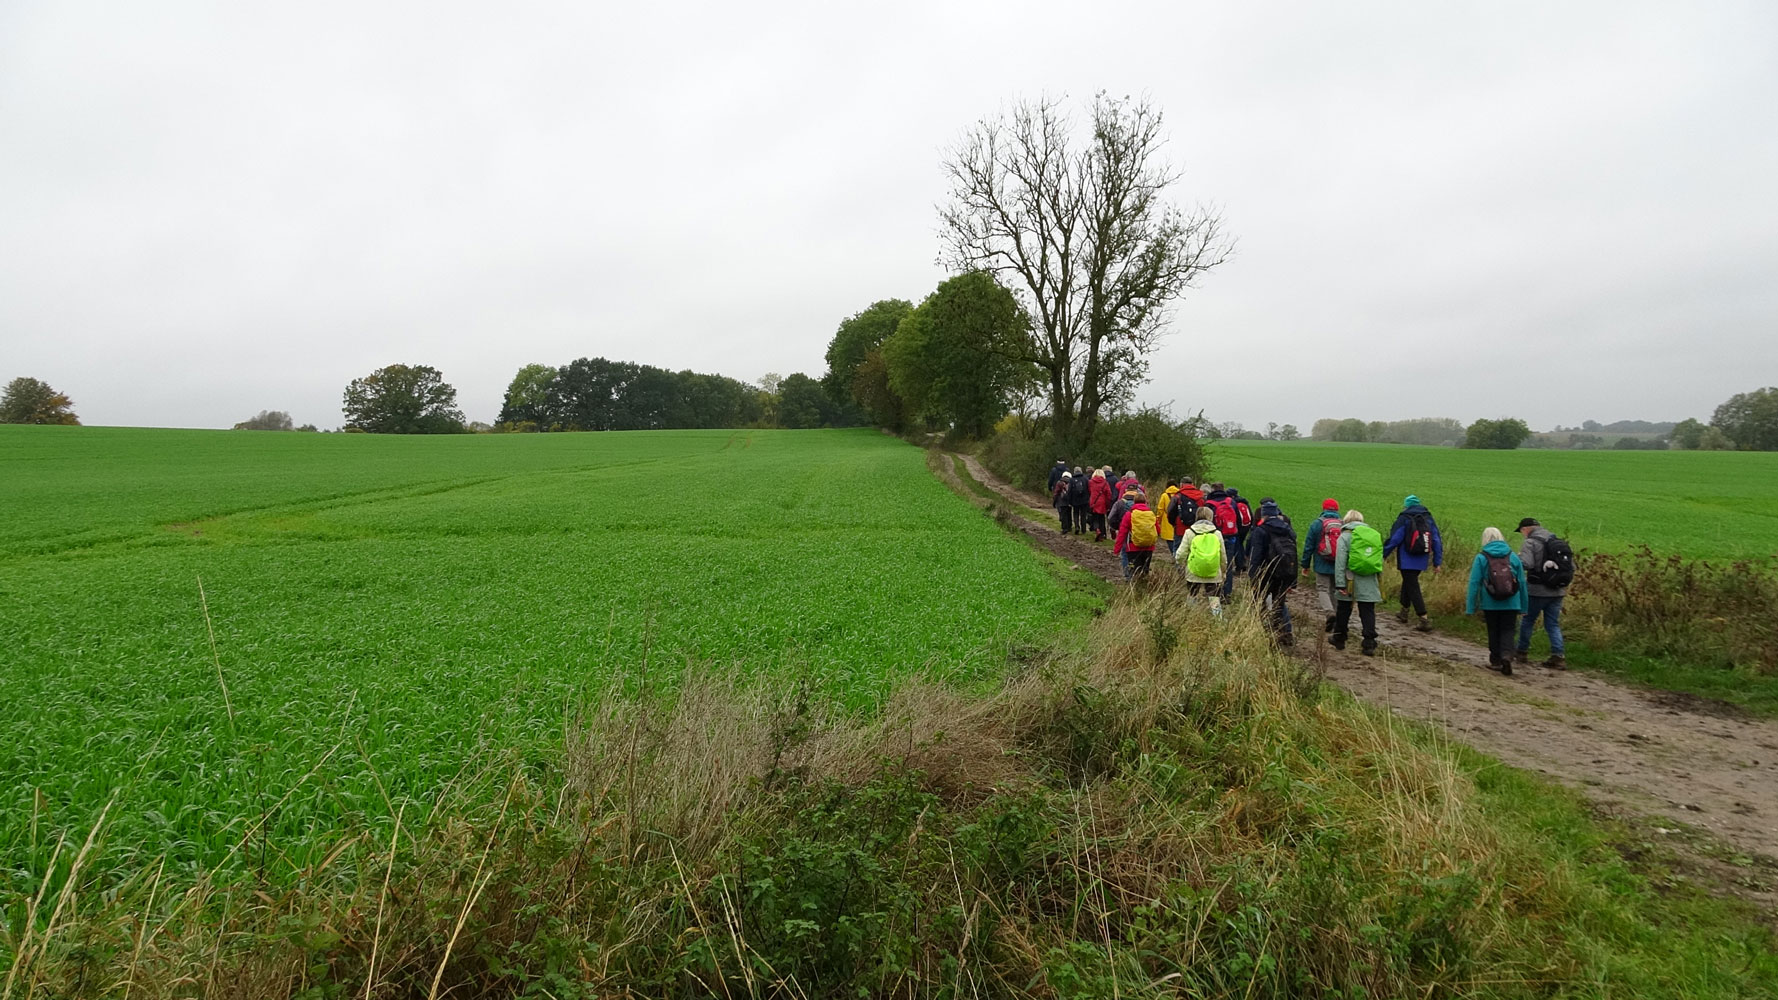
top-left (1346, 524), bottom-right (1384, 576)
top-left (1187, 528), bottom-right (1223, 578)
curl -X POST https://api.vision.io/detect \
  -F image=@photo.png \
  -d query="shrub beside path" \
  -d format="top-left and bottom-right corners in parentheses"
top-left (943, 451), bottom-right (1778, 900)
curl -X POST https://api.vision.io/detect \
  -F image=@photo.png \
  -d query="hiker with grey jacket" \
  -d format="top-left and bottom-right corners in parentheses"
top-left (1331, 510), bottom-right (1384, 656)
top-left (1515, 517), bottom-right (1574, 669)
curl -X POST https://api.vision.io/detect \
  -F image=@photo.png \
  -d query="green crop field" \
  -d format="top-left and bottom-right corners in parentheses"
top-left (1205, 441), bottom-right (1778, 560)
top-left (0, 426), bottom-right (1082, 892)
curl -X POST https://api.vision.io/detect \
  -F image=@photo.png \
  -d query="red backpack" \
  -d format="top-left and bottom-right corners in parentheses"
top-left (1208, 497), bottom-right (1239, 536)
top-left (1234, 497), bottom-right (1253, 529)
top-left (1316, 517), bottom-right (1342, 559)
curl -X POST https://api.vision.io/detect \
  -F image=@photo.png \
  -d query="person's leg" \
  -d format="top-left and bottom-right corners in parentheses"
top-left (1119, 551), bottom-right (1131, 580)
top-left (1271, 584), bottom-right (1294, 641)
top-left (1221, 538), bottom-right (1237, 597)
top-left (1359, 602), bottom-right (1378, 653)
top-left (1332, 599), bottom-right (1353, 648)
top-left (1315, 573), bottom-right (1336, 630)
top-left (1517, 597), bottom-right (1544, 657)
top-left (1130, 550), bottom-right (1151, 579)
top-left (1544, 597), bottom-right (1565, 656)
top-left (1396, 569), bottom-right (1415, 621)
top-left (1075, 505), bottom-right (1089, 534)
top-left (1403, 569), bottom-right (1425, 617)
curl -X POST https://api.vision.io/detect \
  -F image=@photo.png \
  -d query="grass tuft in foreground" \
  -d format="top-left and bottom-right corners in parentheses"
top-left (10, 587), bottom-right (1774, 998)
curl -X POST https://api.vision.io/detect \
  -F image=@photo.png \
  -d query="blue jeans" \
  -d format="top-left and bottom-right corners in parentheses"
top-left (1518, 595), bottom-right (1565, 655)
top-left (1221, 536), bottom-right (1243, 597)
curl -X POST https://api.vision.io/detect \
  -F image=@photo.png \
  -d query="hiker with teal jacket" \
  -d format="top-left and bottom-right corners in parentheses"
top-left (1331, 510), bottom-right (1384, 656)
top-left (1465, 526), bottom-right (1530, 675)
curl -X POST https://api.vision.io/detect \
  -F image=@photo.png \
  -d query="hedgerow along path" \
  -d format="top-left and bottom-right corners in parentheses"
top-left (1208, 440), bottom-right (1778, 560)
top-left (945, 450), bottom-right (1778, 896)
top-left (0, 426), bottom-right (1090, 895)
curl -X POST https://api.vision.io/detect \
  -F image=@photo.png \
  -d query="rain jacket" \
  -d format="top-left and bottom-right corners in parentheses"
top-left (1107, 493), bottom-right (1141, 535)
top-left (1156, 486), bottom-right (1181, 541)
top-left (1383, 504), bottom-right (1444, 572)
top-left (1088, 473), bottom-right (1112, 514)
top-left (1051, 476), bottom-right (1071, 510)
top-left (1181, 520), bottom-right (1225, 584)
top-left (1048, 462), bottom-right (1068, 492)
top-left (1300, 511), bottom-right (1342, 575)
top-left (1519, 527), bottom-right (1569, 598)
top-left (1466, 541), bottom-right (1530, 614)
top-left (1066, 475), bottom-right (1090, 508)
top-left (1114, 502), bottom-right (1157, 555)
top-left (1245, 512), bottom-right (1298, 587)
top-left (1333, 524), bottom-right (1383, 603)
top-left (1167, 486), bottom-right (1205, 534)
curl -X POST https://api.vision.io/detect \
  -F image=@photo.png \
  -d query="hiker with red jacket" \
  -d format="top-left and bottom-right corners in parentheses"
top-left (1166, 477), bottom-right (1205, 541)
top-left (1382, 494), bottom-right (1443, 633)
top-left (1113, 491), bottom-right (1160, 581)
top-left (1466, 526), bottom-right (1529, 674)
top-left (1300, 498), bottom-right (1344, 634)
top-left (1107, 487), bottom-right (1143, 575)
top-left (1087, 470), bottom-right (1112, 541)
top-left (1201, 483), bottom-right (1245, 599)
top-left (1050, 471), bottom-right (1074, 534)
top-left (1244, 499), bottom-right (1298, 646)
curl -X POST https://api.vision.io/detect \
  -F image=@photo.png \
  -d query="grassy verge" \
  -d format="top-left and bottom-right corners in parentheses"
top-left (12, 591), bottom-right (1775, 998)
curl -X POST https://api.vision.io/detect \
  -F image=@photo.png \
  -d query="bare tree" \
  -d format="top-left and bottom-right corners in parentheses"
top-left (940, 93), bottom-right (1229, 449)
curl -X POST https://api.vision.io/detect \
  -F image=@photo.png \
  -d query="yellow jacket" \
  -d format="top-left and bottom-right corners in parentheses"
top-left (1156, 486), bottom-right (1181, 540)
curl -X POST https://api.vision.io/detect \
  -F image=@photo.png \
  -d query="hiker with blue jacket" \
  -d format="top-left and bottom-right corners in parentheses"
top-left (1383, 494), bottom-right (1444, 633)
top-left (1466, 526), bottom-right (1530, 674)
top-left (1332, 510), bottom-right (1384, 656)
top-left (1299, 498), bottom-right (1344, 633)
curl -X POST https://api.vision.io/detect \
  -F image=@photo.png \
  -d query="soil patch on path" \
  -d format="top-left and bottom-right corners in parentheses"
top-left (945, 451), bottom-right (1778, 910)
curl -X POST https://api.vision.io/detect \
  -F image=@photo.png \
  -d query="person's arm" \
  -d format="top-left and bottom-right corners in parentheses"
top-left (1514, 556), bottom-right (1529, 613)
top-left (1465, 554), bottom-right (1482, 614)
top-left (1301, 521), bottom-right (1318, 570)
top-left (1383, 516), bottom-right (1404, 558)
top-left (1334, 531), bottom-right (1351, 592)
top-left (1114, 513), bottom-right (1129, 553)
top-left (1431, 520), bottom-right (1444, 570)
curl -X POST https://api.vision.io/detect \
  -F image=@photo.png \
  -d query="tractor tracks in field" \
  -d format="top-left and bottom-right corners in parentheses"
top-left (938, 452), bottom-right (1778, 907)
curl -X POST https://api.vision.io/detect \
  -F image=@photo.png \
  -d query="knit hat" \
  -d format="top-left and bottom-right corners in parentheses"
top-left (1321, 498), bottom-right (1339, 511)
top-left (1123, 489), bottom-right (1138, 499)
top-left (1517, 517), bottom-right (1540, 530)
top-left (1073, 466), bottom-right (1083, 475)
top-left (1403, 494), bottom-right (1420, 509)
top-left (1259, 500), bottom-right (1282, 519)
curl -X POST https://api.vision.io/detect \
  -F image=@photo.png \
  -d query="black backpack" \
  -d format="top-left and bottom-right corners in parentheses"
top-left (1529, 535), bottom-right (1576, 588)
top-left (1484, 553), bottom-right (1519, 598)
top-left (1258, 521), bottom-right (1298, 586)
top-left (1406, 512), bottom-right (1433, 557)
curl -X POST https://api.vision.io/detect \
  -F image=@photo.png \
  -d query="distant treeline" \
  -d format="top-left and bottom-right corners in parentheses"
top-left (495, 359), bottom-right (855, 432)
top-left (1309, 417), bottom-right (1468, 446)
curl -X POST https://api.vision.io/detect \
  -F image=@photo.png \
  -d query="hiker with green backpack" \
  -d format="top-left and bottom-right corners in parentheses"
top-left (1181, 506), bottom-right (1226, 614)
top-left (1331, 510), bottom-right (1384, 655)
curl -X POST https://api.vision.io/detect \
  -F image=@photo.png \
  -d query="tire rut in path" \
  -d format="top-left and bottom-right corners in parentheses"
top-left (946, 453), bottom-right (1778, 896)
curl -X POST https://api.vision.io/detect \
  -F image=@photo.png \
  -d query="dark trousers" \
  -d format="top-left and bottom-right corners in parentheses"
top-left (1221, 536), bottom-right (1244, 597)
top-left (1125, 549), bottom-right (1153, 580)
top-left (1261, 582), bottom-right (1294, 639)
top-left (1057, 506), bottom-right (1073, 533)
top-left (1398, 569), bottom-right (1425, 617)
top-left (1333, 600), bottom-right (1377, 651)
top-left (1072, 504), bottom-right (1089, 534)
top-left (1484, 609), bottom-right (1519, 664)
top-left (1088, 512), bottom-right (1107, 538)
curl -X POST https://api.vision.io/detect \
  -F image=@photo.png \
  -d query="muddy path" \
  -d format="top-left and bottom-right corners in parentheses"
top-left (942, 453), bottom-right (1778, 900)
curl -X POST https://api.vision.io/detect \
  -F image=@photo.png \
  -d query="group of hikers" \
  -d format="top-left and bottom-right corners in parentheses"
top-left (1048, 460), bottom-right (1575, 674)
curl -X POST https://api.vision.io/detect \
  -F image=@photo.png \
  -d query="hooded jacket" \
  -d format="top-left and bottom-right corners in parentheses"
top-left (1466, 541), bottom-right (1530, 614)
top-left (1245, 509), bottom-right (1297, 586)
top-left (1519, 527), bottom-right (1569, 598)
top-left (1383, 504), bottom-right (1444, 572)
top-left (1114, 502), bottom-right (1157, 554)
top-left (1051, 476), bottom-right (1072, 510)
top-left (1300, 511), bottom-right (1342, 575)
top-left (1048, 462), bottom-right (1068, 492)
top-left (1066, 474), bottom-right (1090, 507)
top-left (1156, 486), bottom-right (1181, 541)
top-left (1107, 493), bottom-right (1140, 535)
top-left (1167, 486), bottom-right (1205, 533)
top-left (1333, 524), bottom-right (1384, 603)
top-left (1181, 520), bottom-right (1225, 584)
top-left (1088, 473), bottom-right (1112, 514)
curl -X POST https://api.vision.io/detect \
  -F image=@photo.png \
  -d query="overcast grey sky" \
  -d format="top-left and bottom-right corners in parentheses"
top-left (3, 1), bottom-right (1774, 430)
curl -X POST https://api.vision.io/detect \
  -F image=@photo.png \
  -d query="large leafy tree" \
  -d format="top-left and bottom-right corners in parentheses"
top-left (940, 94), bottom-right (1228, 450)
top-left (1464, 418), bottom-right (1531, 450)
top-left (822, 300), bottom-right (913, 403)
top-left (341, 364), bottom-right (465, 434)
top-left (777, 373), bottom-right (835, 429)
top-left (883, 271), bottom-right (1034, 439)
top-left (498, 364), bottom-right (559, 428)
top-left (1712, 387), bottom-right (1778, 451)
top-left (0, 377), bottom-right (80, 425)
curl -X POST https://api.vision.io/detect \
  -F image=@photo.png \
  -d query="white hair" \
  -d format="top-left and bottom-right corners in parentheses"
top-left (1480, 526), bottom-right (1505, 545)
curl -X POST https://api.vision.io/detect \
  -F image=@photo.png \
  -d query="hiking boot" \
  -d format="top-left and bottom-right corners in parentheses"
top-left (1329, 639), bottom-right (1345, 651)
top-left (1395, 608), bottom-right (1410, 624)
top-left (1541, 655), bottom-right (1567, 670)
top-left (1500, 659), bottom-right (1513, 676)
top-left (1278, 634), bottom-right (1295, 648)
top-left (1514, 650), bottom-right (1531, 665)
top-left (1360, 645), bottom-right (1376, 657)
top-left (1415, 616), bottom-right (1433, 633)
top-left (1323, 616), bottom-right (1336, 633)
